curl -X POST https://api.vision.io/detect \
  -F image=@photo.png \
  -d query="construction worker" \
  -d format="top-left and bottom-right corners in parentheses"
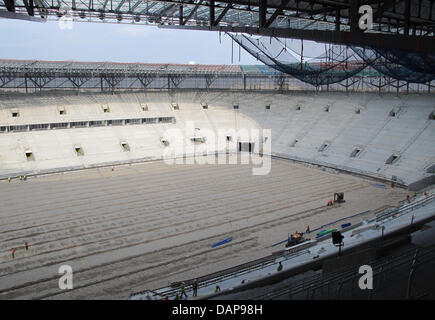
top-left (277, 262), bottom-right (283, 272)
top-left (180, 282), bottom-right (187, 299)
top-left (8, 177), bottom-right (11, 183)
top-left (23, 175), bottom-right (27, 181)
top-left (192, 280), bottom-right (198, 297)
top-left (11, 248), bottom-right (15, 259)
top-left (25, 242), bottom-right (28, 251)
top-left (19, 176), bottom-right (22, 181)
top-left (406, 195), bottom-right (410, 203)
top-left (306, 225), bottom-right (310, 233)
top-left (214, 285), bottom-right (221, 293)
top-left (174, 293), bottom-right (180, 300)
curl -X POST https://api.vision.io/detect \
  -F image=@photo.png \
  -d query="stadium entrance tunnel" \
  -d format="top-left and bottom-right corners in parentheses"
top-left (101, 104), bottom-right (110, 113)
top-left (318, 142), bottom-right (330, 152)
top-left (350, 147), bottom-right (363, 158)
top-left (238, 142), bottom-right (254, 153)
top-left (390, 106), bottom-right (402, 117)
top-left (289, 139), bottom-right (299, 147)
top-left (121, 142), bottom-right (130, 151)
top-left (386, 153), bottom-right (400, 164)
top-left (58, 106), bottom-right (66, 115)
top-left (25, 150), bottom-right (34, 161)
top-left (190, 137), bottom-right (206, 143)
top-left (74, 145), bottom-right (84, 156)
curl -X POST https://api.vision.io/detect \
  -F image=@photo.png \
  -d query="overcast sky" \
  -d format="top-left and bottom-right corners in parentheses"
top-left (0, 18), bottom-right (261, 65)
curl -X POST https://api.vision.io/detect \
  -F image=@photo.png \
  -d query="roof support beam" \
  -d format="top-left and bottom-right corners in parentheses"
top-left (159, 24), bottom-right (435, 54)
top-left (404, 0), bottom-right (411, 36)
top-left (259, 0), bottom-right (267, 27)
top-left (181, 0), bottom-right (203, 25)
top-left (209, 0), bottom-right (215, 26)
top-left (349, 0), bottom-right (361, 32)
top-left (131, 0), bottom-right (142, 11)
top-left (265, 0), bottom-right (292, 28)
top-left (179, 4), bottom-right (183, 24)
top-left (115, 0), bottom-right (126, 11)
top-left (373, 0), bottom-right (396, 21)
top-left (4, 0), bottom-right (15, 12)
top-left (23, 0), bottom-right (34, 16)
top-left (157, 3), bottom-right (176, 16)
top-left (102, 0), bottom-right (110, 11)
top-left (213, 3), bottom-right (232, 26)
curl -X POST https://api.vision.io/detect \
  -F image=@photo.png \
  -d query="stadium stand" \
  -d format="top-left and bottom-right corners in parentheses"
top-left (0, 91), bottom-right (433, 189)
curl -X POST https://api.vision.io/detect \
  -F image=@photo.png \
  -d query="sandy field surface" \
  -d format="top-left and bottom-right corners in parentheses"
top-left (0, 155), bottom-right (407, 299)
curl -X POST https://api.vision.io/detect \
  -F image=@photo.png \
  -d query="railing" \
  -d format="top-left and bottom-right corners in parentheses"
top-left (252, 244), bottom-right (435, 300)
top-left (369, 192), bottom-right (435, 224)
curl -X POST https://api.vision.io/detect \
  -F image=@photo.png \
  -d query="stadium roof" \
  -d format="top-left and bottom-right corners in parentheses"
top-left (1, 1), bottom-right (434, 53)
top-left (0, 59), bottom-right (246, 74)
top-left (0, 58), bottom-right (384, 76)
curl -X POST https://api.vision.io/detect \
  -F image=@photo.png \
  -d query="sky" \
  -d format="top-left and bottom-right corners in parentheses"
top-left (0, 18), bottom-right (260, 65)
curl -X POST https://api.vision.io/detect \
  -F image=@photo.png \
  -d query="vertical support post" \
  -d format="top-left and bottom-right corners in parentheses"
top-left (350, 0), bottom-right (360, 32)
top-left (209, 0), bottom-right (215, 26)
top-left (404, 0), bottom-right (410, 36)
top-left (259, 0), bottom-right (266, 28)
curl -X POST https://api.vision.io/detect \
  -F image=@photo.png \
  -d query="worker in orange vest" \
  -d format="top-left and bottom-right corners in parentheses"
top-left (306, 225), bottom-right (310, 233)
top-left (11, 248), bottom-right (15, 259)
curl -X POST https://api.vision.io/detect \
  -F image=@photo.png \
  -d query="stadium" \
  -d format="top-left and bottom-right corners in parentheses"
top-left (0, 0), bottom-right (435, 302)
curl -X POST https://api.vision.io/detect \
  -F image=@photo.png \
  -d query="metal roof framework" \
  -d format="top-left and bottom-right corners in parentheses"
top-left (0, 59), bottom-right (287, 91)
top-left (0, 0), bottom-right (434, 53)
top-left (0, 59), bottom-right (432, 94)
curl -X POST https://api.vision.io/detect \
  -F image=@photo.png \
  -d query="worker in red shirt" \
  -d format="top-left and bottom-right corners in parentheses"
top-left (11, 248), bottom-right (15, 259)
